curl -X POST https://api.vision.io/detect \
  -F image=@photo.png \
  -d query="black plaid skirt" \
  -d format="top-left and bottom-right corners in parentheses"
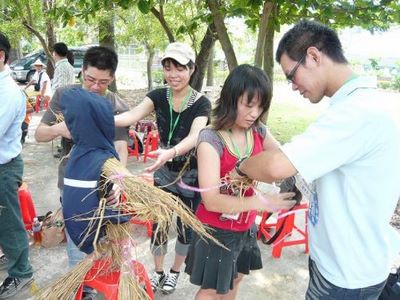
top-left (185, 225), bottom-right (262, 295)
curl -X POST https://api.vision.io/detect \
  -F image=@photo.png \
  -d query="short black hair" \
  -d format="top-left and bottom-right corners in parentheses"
top-left (53, 42), bottom-right (68, 57)
top-left (276, 20), bottom-right (347, 64)
top-left (212, 64), bottom-right (272, 130)
top-left (83, 46), bottom-right (118, 76)
top-left (161, 58), bottom-right (195, 70)
top-left (0, 32), bottom-right (11, 64)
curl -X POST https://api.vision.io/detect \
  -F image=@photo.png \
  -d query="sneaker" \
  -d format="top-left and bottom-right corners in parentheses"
top-left (0, 255), bottom-right (8, 271)
top-left (150, 271), bottom-right (166, 293)
top-left (161, 271), bottom-right (179, 294)
top-left (0, 276), bottom-right (33, 299)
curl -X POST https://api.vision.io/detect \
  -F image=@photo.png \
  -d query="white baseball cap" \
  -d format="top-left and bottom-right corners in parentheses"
top-left (32, 59), bottom-right (45, 67)
top-left (161, 42), bottom-right (195, 65)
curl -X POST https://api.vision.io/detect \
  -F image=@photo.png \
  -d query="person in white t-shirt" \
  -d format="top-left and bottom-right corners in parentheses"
top-left (25, 59), bottom-right (52, 107)
top-left (236, 20), bottom-right (400, 299)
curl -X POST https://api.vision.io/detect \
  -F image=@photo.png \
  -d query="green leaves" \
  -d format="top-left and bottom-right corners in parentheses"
top-left (137, 0), bottom-right (152, 13)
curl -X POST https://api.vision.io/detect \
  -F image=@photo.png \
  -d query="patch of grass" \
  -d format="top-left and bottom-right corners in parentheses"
top-left (266, 101), bottom-right (319, 144)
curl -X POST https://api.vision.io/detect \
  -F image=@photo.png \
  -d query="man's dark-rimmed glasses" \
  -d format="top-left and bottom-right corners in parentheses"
top-left (286, 54), bottom-right (306, 84)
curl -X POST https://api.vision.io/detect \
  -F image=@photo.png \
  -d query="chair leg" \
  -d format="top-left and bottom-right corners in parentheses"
top-left (35, 96), bottom-right (40, 113)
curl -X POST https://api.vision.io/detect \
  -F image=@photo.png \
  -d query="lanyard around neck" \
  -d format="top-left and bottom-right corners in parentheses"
top-left (228, 129), bottom-right (252, 160)
top-left (167, 87), bottom-right (192, 147)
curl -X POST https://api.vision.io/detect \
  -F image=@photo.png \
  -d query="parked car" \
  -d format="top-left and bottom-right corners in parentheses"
top-left (9, 46), bottom-right (89, 82)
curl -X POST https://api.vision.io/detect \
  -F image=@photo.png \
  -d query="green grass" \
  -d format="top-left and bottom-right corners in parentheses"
top-left (266, 101), bottom-right (319, 144)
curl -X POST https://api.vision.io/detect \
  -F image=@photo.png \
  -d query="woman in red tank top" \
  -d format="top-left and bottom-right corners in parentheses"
top-left (185, 64), bottom-right (296, 299)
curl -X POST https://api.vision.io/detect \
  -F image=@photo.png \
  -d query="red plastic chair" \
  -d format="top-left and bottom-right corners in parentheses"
top-left (135, 120), bottom-right (156, 136)
top-left (143, 130), bottom-right (159, 163)
top-left (34, 95), bottom-right (49, 113)
top-left (258, 203), bottom-right (308, 258)
top-left (75, 258), bottom-right (154, 300)
top-left (18, 182), bottom-right (37, 231)
top-left (127, 130), bottom-right (140, 160)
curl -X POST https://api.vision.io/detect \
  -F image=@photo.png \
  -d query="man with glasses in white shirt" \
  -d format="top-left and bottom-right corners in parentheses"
top-left (236, 20), bottom-right (400, 299)
top-left (35, 46), bottom-right (129, 300)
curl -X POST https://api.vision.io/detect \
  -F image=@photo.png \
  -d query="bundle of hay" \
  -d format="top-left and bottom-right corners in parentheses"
top-left (35, 158), bottom-right (223, 300)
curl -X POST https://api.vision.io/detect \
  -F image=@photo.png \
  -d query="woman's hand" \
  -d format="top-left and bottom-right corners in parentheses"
top-left (144, 148), bottom-right (175, 173)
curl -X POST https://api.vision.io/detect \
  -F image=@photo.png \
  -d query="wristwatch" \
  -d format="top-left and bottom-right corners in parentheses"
top-left (235, 157), bottom-right (248, 177)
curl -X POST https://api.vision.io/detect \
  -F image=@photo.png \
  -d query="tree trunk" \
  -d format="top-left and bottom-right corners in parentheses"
top-left (207, 0), bottom-right (237, 72)
top-left (8, 49), bottom-right (19, 63)
top-left (191, 23), bottom-right (217, 92)
top-left (45, 21), bottom-right (56, 78)
top-left (146, 45), bottom-right (155, 91)
top-left (206, 44), bottom-right (215, 87)
top-left (42, 0), bottom-right (56, 78)
top-left (99, 5), bottom-right (117, 92)
top-left (22, 21), bottom-right (53, 64)
top-left (254, 1), bottom-right (273, 67)
top-left (151, 5), bottom-right (175, 43)
top-left (262, 4), bottom-right (277, 124)
top-left (263, 9), bottom-right (276, 86)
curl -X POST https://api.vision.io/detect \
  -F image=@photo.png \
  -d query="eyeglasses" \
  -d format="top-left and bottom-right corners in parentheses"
top-left (286, 54), bottom-right (306, 84)
top-left (83, 73), bottom-right (112, 87)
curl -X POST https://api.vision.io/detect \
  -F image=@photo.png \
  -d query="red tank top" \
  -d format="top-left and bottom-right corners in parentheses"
top-left (196, 127), bottom-right (264, 232)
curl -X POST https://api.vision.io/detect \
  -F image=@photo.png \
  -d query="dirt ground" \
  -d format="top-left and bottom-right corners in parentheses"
top-left (2, 83), bottom-right (399, 300)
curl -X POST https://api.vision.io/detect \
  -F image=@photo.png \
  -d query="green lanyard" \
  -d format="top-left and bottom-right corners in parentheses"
top-left (167, 87), bottom-right (192, 147)
top-left (228, 129), bottom-right (252, 160)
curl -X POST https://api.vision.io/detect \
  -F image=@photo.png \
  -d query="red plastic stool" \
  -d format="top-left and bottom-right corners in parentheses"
top-left (127, 130), bottom-right (140, 160)
top-left (143, 130), bottom-right (159, 163)
top-left (18, 182), bottom-right (37, 230)
top-left (258, 203), bottom-right (308, 258)
top-left (135, 120), bottom-right (156, 136)
top-left (130, 218), bottom-right (153, 237)
top-left (34, 95), bottom-right (41, 113)
top-left (75, 258), bottom-right (154, 300)
top-left (34, 95), bottom-right (49, 113)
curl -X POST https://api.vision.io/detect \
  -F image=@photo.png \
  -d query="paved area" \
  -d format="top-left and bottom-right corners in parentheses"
top-left (1, 111), bottom-right (310, 299)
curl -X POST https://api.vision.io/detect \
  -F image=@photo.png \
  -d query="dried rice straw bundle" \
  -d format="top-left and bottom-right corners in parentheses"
top-left (105, 224), bottom-right (151, 300)
top-left (118, 264), bottom-right (150, 300)
top-left (222, 173), bottom-right (256, 197)
top-left (34, 256), bottom-right (95, 300)
top-left (48, 106), bottom-right (64, 124)
top-left (103, 157), bottom-right (225, 248)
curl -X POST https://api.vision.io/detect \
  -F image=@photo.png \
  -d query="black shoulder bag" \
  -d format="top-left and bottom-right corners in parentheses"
top-left (34, 72), bottom-right (43, 91)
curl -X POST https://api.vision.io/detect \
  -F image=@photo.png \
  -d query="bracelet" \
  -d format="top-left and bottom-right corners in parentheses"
top-left (235, 157), bottom-right (247, 177)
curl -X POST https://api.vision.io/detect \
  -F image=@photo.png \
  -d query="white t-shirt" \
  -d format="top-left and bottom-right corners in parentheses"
top-left (32, 70), bottom-right (52, 96)
top-left (283, 76), bottom-right (400, 289)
